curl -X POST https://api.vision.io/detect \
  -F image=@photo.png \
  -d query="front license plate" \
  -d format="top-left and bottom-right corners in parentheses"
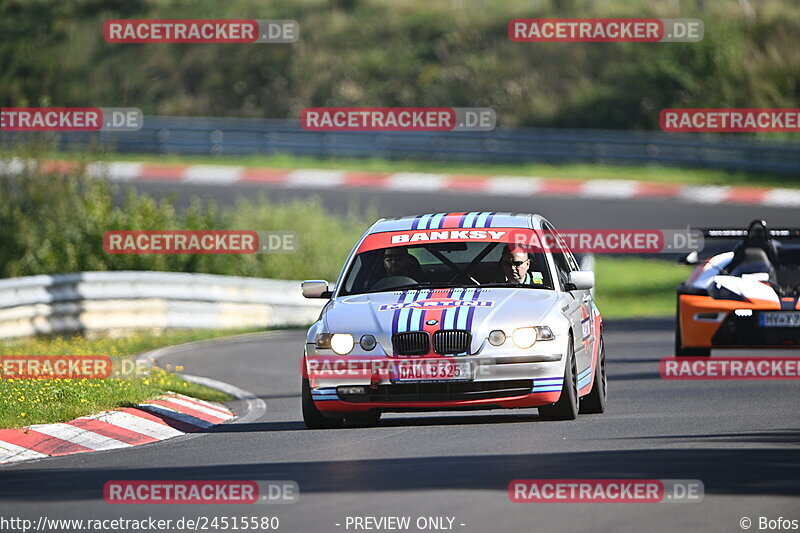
top-left (759, 311), bottom-right (800, 328)
top-left (391, 360), bottom-right (473, 382)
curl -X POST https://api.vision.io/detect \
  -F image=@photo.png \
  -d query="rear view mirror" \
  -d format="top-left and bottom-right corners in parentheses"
top-left (302, 280), bottom-right (332, 299)
top-left (565, 270), bottom-right (594, 291)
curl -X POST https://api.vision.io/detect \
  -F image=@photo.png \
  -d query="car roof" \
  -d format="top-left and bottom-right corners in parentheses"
top-left (369, 212), bottom-right (543, 234)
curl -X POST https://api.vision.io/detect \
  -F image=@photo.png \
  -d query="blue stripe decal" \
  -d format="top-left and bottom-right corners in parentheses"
top-left (463, 289), bottom-right (482, 354)
top-left (439, 288), bottom-right (455, 330)
top-left (457, 213), bottom-right (468, 228)
top-left (462, 212), bottom-right (477, 228)
top-left (390, 291), bottom-right (408, 335)
top-left (393, 291), bottom-right (417, 334)
top-left (533, 386), bottom-right (563, 393)
top-left (405, 290), bottom-right (426, 332)
top-left (458, 289), bottom-right (480, 355)
top-left (475, 211), bottom-right (491, 227)
top-left (455, 289), bottom-right (474, 330)
top-left (418, 214), bottom-right (432, 229)
top-left (397, 308), bottom-right (410, 334)
top-left (443, 288), bottom-right (462, 330)
top-left (429, 213), bottom-right (445, 229)
top-left (411, 215), bottom-right (423, 230)
top-left (578, 367), bottom-right (592, 378)
top-left (485, 212), bottom-right (496, 227)
top-left (415, 289), bottom-right (430, 330)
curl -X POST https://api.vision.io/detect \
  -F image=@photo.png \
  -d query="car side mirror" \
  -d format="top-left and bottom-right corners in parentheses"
top-left (680, 251), bottom-right (699, 265)
top-left (302, 280), bottom-right (332, 299)
top-left (565, 270), bottom-right (594, 291)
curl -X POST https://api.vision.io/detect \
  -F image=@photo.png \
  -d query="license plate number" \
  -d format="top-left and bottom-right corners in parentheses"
top-left (392, 360), bottom-right (473, 382)
top-left (760, 312), bottom-right (800, 328)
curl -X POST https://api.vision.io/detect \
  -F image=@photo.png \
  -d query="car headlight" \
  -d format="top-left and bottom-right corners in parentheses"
top-left (535, 326), bottom-right (555, 341)
top-left (511, 326), bottom-right (555, 348)
top-left (512, 327), bottom-right (538, 349)
top-left (488, 330), bottom-right (506, 346)
top-left (315, 333), bottom-right (355, 355)
top-left (360, 334), bottom-right (377, 351)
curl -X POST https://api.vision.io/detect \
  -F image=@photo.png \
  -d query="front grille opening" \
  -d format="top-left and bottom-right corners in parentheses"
top-left (433, 330), bottom-right (472, 354)
top-left (392, 331), bottom-right (429, 355)
top-left (341, 379), bottom-right (534, 403)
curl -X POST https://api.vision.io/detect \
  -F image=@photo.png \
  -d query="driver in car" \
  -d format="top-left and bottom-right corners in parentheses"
top-left (383, 248), bottom-right (422, 280)
top-left (497, 246), bottom-right (534, 285)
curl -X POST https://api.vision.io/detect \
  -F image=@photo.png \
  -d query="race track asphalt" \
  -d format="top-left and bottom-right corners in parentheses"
top-left (1, 319), bottom-right (798, 533)
top-left (127, 180), bottom-right (800, 229)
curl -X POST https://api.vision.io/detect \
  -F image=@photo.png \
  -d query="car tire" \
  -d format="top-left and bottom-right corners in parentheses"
top-left (302, 378), bottom-right (344, 429)
top-left (345, 411), bottom-right (382, 426)
top-left (675, 301), bottom-right (711, 357)
top-left (579, 337), bottom-right (607, 414)
top-left (538, 338), bottom-right (579, 420)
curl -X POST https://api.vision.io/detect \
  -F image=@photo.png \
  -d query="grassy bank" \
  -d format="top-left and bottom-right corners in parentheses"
top-left (594, 257), bottom-right (688, 318)
top-left (0, 329), bottom-right (261, 429)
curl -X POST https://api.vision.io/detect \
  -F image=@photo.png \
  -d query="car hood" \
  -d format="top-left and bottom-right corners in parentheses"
top-left (324, 288), bottom-right (561, 354)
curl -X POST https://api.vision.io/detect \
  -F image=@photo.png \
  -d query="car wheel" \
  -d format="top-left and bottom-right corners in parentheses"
top-left (579, 337), bottom-right (607, 414)
top-left (302, 379), bottom-right (344, 429)
top-left (538, 338), bottom-right (579, 420)
top-left (675, 302), bottom-right (711, 357)
top-left (345, 411), bottom-right (382, 426)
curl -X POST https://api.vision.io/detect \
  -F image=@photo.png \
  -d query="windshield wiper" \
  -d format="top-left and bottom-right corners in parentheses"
top-left (366, 282), bottom-right (471, 293)
top-left (479, 282), bottom-right (543, 288)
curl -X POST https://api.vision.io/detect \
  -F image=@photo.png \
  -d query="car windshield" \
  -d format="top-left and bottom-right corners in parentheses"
top-left (339, 241), bottom-right (554, 295)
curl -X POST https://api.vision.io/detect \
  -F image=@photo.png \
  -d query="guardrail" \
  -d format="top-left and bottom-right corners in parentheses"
top-left (2, 116), bottom-right (799, 175)
top-left (0, 271), bottom-right (324, 339)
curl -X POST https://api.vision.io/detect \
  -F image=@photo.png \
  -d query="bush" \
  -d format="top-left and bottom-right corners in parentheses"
top-left (0, 156), bottom-right (375, 280)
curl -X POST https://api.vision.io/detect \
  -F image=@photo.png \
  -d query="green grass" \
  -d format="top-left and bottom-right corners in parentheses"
top-left (6, 149), bottom-right (799, 189)
top-left (0, 329), bottom-right (261, 429)
top-left (594, 257), bottom-right (689, 319)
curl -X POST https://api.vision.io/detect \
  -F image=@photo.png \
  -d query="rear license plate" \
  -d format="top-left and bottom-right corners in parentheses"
top-left (759, 312), bottom-right (800, 328)
top-left (391, 360), bottom-right (473, 382)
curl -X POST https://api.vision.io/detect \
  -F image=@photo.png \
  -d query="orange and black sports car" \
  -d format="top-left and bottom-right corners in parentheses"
top-left (675, 220), bottom-right (800, 357)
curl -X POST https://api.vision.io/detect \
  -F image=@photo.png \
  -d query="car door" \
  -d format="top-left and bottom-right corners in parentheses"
top-left (565, 250), bottom-right (596, 376)
top-left (547, 231), bottom-right (583, 362)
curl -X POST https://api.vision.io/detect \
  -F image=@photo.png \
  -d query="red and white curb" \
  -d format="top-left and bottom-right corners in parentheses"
top-left (0, 392), bottom-right (234, 465)
top-left (3, 158), bottom-right (799, 208)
